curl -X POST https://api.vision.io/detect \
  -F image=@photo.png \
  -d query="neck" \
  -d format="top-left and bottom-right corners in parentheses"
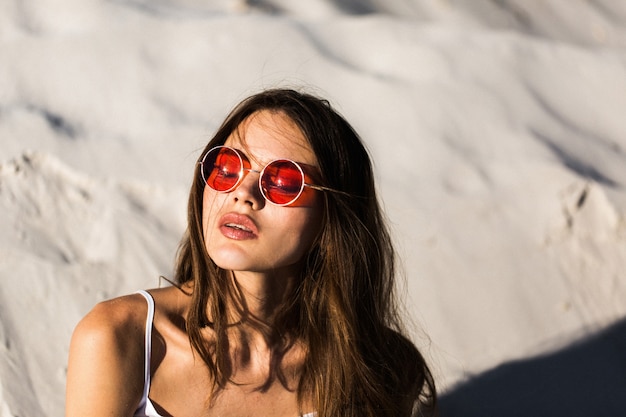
top-left (199, 268), bottom-right (306, 390)
top-left (229, 267), bottom-right (300, 326)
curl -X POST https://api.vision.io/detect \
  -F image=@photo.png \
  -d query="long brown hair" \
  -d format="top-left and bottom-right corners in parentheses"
top-left (174, 88), bottom-right (437, 416)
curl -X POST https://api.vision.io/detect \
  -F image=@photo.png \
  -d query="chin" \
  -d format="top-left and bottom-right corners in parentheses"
top-left (207, 245), bottom-right (306, 274)
top-left (209, 254), bottom-right (250, 271)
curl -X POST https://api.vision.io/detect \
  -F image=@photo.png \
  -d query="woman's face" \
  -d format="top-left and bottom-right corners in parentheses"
top-left (202, 110), bottom-right (323, 276)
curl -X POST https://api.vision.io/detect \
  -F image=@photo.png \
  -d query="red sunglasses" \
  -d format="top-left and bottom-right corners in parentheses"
top-left (200, 146), bottom-right (332, 206)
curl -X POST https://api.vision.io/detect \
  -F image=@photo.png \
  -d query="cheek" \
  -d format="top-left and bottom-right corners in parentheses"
top-left (285, 187), bottom-right (317, 208)
top-left (283, 207), bottom-right (323, 256)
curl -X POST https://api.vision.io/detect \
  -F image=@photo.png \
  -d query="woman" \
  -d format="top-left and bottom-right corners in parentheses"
top-left (66, 88), bottom-right (437, 417)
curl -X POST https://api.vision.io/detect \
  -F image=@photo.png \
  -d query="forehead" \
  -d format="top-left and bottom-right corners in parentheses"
top-left (224, 110), bottom-right (317, 166)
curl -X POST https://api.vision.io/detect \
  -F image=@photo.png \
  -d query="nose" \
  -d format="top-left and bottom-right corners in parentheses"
top-left (231, 168), bottom-right (265, 209)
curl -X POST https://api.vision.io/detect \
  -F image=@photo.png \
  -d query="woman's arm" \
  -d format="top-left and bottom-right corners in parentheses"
top-left (65, 297), bottom-right (146, 417)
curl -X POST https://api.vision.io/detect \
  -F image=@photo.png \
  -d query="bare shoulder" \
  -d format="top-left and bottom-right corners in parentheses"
top-left (66, 293), bottom-right (149, 416)
top-left (73, 286), bottom-right (191, 344)
top-left (73, 293), bottom-right (148, 346)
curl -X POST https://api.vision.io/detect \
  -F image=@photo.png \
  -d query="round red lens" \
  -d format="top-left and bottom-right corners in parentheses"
top-left (202, 147), bottom-right (242, 192)
top-left (260, 160), bottom-right (305, 205)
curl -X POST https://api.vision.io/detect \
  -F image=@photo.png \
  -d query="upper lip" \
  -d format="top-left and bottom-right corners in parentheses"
top-left (219, 212), bottom-right (259, 235)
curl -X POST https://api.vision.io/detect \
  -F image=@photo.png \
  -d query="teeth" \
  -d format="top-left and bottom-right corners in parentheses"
top-left (225, 223), bottom-right (251, 232)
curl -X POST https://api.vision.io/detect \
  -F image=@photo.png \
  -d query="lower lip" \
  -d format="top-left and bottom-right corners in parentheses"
top-left (220, 225), bottom-right (257, 240)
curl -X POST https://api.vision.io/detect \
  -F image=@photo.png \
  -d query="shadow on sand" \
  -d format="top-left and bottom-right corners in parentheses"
top-left (439, 317), bottom-right (626, 417)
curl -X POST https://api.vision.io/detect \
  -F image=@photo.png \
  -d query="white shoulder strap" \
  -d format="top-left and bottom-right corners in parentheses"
top-left (136, 290), bottom-right (155, 399)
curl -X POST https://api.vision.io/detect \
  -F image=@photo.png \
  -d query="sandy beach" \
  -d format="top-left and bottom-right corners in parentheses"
top-left (1, 1), bottom-right (626, 415)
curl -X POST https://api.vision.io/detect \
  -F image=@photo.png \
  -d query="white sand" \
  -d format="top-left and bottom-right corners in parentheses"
top-left (1, 1), bottom-right (626, 415)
